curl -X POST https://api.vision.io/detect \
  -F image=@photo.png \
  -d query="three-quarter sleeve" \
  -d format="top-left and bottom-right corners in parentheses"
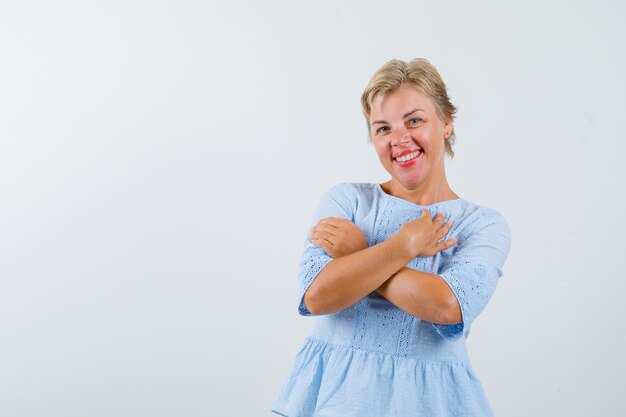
top-left (297, 184), bottom-right (356, 316)
top-left (433, 209), bottom-right (512, 340)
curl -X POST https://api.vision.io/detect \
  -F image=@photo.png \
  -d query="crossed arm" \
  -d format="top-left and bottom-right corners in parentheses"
top-left (303, 211), bottom-right (462, 325)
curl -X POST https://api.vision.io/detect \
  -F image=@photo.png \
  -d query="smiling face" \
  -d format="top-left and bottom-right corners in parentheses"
top-left (369, 84), bottom-right (452, 195)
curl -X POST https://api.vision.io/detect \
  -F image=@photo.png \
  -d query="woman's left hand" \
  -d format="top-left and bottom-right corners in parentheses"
top-left (310, 217), bottom-right (368, 258)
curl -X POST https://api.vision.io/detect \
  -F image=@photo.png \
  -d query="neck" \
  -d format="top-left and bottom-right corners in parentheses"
top-left (381, 174), bottom-right (458, 206)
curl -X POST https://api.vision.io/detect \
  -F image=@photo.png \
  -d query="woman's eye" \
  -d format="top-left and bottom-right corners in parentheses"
top-left (376, 126), bottom-right (389, 134)
top-left (409, 118), bottom-right (422, 125)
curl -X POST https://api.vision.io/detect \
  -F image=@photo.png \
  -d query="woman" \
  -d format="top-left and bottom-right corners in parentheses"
top-left (272, 58), bottom-right (512, 417)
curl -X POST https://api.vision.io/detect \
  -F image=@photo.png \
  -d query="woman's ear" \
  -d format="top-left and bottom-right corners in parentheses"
top-left (444, 120), bottom-right (452, 139)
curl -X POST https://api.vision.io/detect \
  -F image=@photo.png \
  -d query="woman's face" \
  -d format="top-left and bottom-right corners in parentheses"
top-left (369, 85), bottom-right (451, 192)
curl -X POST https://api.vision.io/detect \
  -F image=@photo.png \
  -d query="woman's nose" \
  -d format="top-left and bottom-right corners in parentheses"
top-left (391, 130), bottom-right (411, 146)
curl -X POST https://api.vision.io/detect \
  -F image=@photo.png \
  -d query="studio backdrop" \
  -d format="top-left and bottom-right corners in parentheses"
top-left (1, 1), bottom-right (624, 416)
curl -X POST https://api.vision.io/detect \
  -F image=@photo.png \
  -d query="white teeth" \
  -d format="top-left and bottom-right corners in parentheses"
top-left (396, 151), bottom-right (422, 162)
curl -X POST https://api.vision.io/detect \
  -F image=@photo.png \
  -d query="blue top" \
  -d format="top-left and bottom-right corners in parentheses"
top-left (272, 183), bottom-right (512, 417)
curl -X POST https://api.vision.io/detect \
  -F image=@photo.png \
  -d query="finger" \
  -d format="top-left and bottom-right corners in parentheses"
top-left (318, 217), bottom-right (348, 229)
top-left (331, 216), bottom-right (353, 223)
top-left (313, 217), bottom-right (339, 229)
top-left (438, 220), bottom-right (453, 237)
top-left (312, 223), bottom-right (340, 236)
top-left (311, 230), bottom-right (336, 242)
top-left (438, 237), bottom-right (458, 251)
top-left (312, 238), bottom-right (334, 254)
top-left (336, 218), bottom-right (363, 231)
top-left (421, 209), bottom-right (431, 219)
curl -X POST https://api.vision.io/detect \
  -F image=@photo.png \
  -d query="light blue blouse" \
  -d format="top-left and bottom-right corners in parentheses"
top-left (272, 183), bottom-right (512, 417)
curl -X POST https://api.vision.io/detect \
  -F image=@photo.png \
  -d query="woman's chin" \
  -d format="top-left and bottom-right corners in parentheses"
top-left (392, 172), bottom-right (427, 189)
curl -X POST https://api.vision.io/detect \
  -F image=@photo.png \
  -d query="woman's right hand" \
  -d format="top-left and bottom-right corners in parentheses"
top-left (395, 209), bottom-right (457, 258)
top-left (310, 217), bottom-right (368, 259)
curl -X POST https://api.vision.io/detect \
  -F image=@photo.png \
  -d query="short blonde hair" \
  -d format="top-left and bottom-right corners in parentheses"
top-left (361, 58), bottom-right (458, 158)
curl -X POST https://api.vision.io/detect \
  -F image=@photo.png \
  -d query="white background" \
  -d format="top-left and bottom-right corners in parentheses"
top-left (1, 1), bottom-right (625, 416)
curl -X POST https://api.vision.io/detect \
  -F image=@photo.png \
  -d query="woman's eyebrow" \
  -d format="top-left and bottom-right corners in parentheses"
top-left (402, 108), bottom-right (425, 118)
top-left (371, 108), bottom-right (425, 125)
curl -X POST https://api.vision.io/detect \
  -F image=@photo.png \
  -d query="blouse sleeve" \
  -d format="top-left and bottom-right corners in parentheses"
top-left (433, 208), bottom-right (512, 340)
top-left (297, 184), bottom-right (357, 316)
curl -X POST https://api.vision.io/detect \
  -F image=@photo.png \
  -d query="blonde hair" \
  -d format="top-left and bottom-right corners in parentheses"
top-left (361, 58), bottom-right (458, 158)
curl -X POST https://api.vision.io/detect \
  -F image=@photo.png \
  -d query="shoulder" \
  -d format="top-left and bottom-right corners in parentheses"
top-left (320, 182), bottom-right (379, 204)
top-left (313, 183), bottom-right (380, 222)
top-left (311, 183), bottom-right (377, 222)
top-left (471, 205), bottom-right (509, 233)
top-left (453, 200), bottom-right (510, 235)
top-left (453, 202), bottom-right (512, 263)
top-left (323, 182), bottom-right (377, 196)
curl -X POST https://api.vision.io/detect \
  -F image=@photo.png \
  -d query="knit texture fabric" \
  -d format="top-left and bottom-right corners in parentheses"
top-left (273, 183), bottom-right (512, 417)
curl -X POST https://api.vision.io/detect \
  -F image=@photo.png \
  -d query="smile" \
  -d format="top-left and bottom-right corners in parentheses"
top-left (393, 149), bottom-right (423, 167)
top-left (395, 151), bottom-right (422, 162)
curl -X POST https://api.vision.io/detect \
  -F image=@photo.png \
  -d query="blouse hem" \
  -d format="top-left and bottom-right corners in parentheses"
top-left (305, 336), bottom-right (471, 366)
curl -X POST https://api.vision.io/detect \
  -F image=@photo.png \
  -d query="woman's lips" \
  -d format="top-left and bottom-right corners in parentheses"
top-left (393, 149), bottom-right (423, 167)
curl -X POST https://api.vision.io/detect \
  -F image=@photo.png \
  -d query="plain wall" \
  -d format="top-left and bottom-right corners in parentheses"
top-left (1, 0), bottom-right (625, 416)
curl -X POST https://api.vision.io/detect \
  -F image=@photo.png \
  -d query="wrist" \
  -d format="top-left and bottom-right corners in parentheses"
top-left (387, 232), bottom-right (418, 262)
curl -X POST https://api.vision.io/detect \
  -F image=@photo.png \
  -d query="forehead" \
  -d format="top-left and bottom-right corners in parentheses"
top-left (370, 85), bottom-right (436, 119)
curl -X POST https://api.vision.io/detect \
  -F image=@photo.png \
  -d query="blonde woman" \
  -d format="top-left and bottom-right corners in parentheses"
top-left (272, 58), bottom-right (512, 417)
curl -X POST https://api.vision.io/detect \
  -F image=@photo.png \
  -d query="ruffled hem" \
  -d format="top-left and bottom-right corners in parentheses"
top-left (272, 337), bottom-right (493, 417)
